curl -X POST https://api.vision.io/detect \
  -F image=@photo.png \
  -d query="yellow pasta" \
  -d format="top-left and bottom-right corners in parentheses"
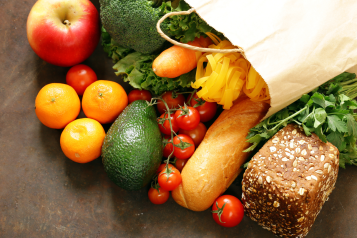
top-left (191, 33), bottom-right (270, 109)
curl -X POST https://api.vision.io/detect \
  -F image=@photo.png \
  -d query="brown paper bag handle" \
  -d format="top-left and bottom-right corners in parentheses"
top-left (156, 8), bottom-right (245, 54)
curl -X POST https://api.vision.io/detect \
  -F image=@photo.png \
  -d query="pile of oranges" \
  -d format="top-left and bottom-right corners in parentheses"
top-left (35, 64), bottom-right (128, 163)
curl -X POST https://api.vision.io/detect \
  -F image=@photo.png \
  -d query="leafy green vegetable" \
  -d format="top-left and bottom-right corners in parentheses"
top-left (244, 72), bottom-right (357, 168)
top-left (113, 52), bottom-right (195, 95)
top-left (101, 27), bottom-right (195, 95)
top-left (160, 1), bottom-right (223, 43)
top-left (101, 27), bottom-right (134, 62)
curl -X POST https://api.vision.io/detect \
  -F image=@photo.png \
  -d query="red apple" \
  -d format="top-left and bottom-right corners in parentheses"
top-left (27, 0), bottom-right (100, 67)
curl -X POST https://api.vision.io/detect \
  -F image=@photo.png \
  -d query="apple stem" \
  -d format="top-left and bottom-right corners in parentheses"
top-left (63, 20), bottom-right (71, 26)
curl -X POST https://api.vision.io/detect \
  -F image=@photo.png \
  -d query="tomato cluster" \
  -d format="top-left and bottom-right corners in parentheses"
top-left (158, 92), bottom-right (216, 158)
top-left (148, 90), bottom-right (218, 206)
top-left (157, 91), bottom-right (217, 160)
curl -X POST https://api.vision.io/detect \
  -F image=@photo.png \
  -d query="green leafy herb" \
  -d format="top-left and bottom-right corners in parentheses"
top-left (244, 72), bottom-right (357, 168)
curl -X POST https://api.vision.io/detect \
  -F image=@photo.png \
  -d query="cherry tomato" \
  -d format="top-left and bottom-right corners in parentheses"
top-left (66, 64), bottom-right (97, 95)
top-left (179, 122), bottom-right (207, 147)
top-left (128, 89), bottom-right (152, 104)
top-left (156, 163), bottom-right (176, 174)
top-left (157, 91), bottom-right (185, 115)
top-left (158, 166), bottom-right (182, 191)
top-left (212, 195), bottom-right (244, 228)
top-left (173, 134), bottom-right (195, 160)
top-left (188, 93), bottom-right (217, 122)
top-left (174, 106), bottom-right (200, 130)
top-left (148, 187), bottom-right (170, 205)
top-left (157, 113), bottom-right (179, 135)
top-left (163, 136), bottom-right (174, 158)
top-left (175, 158), bottom-right (189, 172)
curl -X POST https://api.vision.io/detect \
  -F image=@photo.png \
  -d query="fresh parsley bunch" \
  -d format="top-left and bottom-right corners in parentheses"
top-left (245, 72), bottom-right (357, 168)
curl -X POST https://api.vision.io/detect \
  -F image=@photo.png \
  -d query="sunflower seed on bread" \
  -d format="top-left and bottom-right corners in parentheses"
top-left (242, 124), bottom-right (339, 238)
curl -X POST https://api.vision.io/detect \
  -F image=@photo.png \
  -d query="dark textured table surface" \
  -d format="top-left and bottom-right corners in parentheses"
top-left (1, 0), bottom-right (357, 237)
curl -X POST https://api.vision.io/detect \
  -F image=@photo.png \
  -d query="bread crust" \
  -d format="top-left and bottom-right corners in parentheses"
top-left (172, 98), bottom-right (269, 211)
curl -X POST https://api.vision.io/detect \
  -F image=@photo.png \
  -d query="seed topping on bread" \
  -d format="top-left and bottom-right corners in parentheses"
top-left (242, 124), bottom-right (339, 238)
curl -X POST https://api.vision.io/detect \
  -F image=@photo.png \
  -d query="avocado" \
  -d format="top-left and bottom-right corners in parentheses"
top-left (101, 100), bottom-right (162, 190)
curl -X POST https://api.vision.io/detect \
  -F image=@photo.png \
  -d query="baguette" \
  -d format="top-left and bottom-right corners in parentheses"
top-left (172, 97), bottom-right (269, 211)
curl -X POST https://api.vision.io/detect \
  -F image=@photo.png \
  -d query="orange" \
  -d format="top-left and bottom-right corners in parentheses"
top-left (82, 80), bottom-right (128, 124)
top-left (60, 118), bottom-right (106, 163)
top-left (35, 83), bottom-right (80, 129)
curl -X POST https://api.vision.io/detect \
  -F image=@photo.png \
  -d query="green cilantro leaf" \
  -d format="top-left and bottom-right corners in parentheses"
top-left (302, 124), bottom-right (312, 136)
top-left (300, 94), bottom-right (310, 104)
top-left (327, 115), bottom-right (347, 133)
top-left (311, 93), bottom-right (326, 108)
top-left (245, 72), bottom-right (357, 168)
top-left (326, 132), bottom-right (346, 151)
top-left (314, 108), bottom-right (327, 127)
top-left (315, 125), bottom-right (327, 143)
top-left (339, 94), bottom-right (351, 104)
top-left (346, 114), bottom-right (357, 137)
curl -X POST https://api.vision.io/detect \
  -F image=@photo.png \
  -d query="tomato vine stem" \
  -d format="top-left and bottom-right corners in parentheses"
top-left (186, 89), bottom-right (197, 107)
top-left (211, 202), bottom-right (227, 223)
top-left (151, 96), bottom-right (175, 166)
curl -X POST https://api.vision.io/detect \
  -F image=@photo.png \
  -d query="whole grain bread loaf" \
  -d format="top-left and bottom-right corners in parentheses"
top-left (242, 124), bottom-right (339, 238)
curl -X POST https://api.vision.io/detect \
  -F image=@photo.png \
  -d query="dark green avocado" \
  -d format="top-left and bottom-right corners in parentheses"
top-left (101, 100), bottom-right (162, 190)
